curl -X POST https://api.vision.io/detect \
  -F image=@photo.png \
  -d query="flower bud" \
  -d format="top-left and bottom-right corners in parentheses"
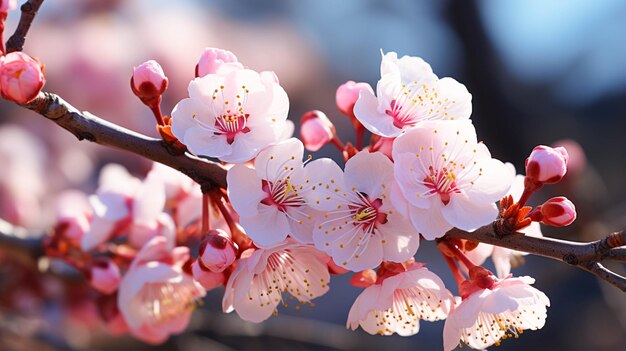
top-left (349, 269), bottom-right (377, 288)
top-left (525, 145), bottom-right (568, 184)
top-left (196, 47), bottom-right (243, 77)
top-left (191, 260), bottom-right (225, 290)
top-left (131, 60), bottom-right (168, 105)
top-left (535, 196), bottom-right (576, 227)
top-left (0, 52), bottom-right (45, 104)
top-left (300, 110), bottom-right (335, 151)
top-left (0, 0), bottom-right (16, 12)
top-left (335, 81), bottom-right (373, 118)
top-left (198, 229), bottom-right (236, 272)
top-left (87, 258), bottom-right (121, 295)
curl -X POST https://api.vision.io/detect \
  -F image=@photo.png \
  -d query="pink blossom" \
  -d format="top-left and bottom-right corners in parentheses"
top-left (299, 110), bottom-right (335, 151)
top-left (87, 258), bottom-right (121, 295)
top-left (354, 52), bottom-right (471, 137)
top-left (198, 229), bottom-right (237, 272)
top-left (171, 65), bottom-right (290, 163)
top-left (535, 196), bottom-right (576, 227)
top-left (0, 0), bottom-right (16, 12)
top-left (228, 138), bottom-right (320, 246)
top-left (0, 52), bottom-right (45, 104)
top-left (131, 60), bottom-right (168, 100)
top-left (525, 145), bottom-right (568, 184)
top-left (305, 150), bottom-right (419, 271)
top-left (118, 237), bottom-right (205, 344)
top-left (347, 263), bottom-right (453, 336)
top-left (191, 260), bottom-right (225, 290)
top-left (392, 120), bottom-right (514, 239)
top-left (222, 240), bottom-right (330, 323)
top-left (443, 276), bottom-right (550, 350)
top-left (55, 190), bottom-right (91, 245)
top-left (336, 80), bottom-right (374, 118)
top-left (81, 164), bottom-right (140, 251)
top-left (196, 47), bottom-right (243, 77)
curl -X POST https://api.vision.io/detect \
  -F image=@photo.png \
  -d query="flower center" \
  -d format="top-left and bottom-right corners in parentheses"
top-left (349, 193), bottom-right (388, 232)
top-left (192, 84), bottom-right (253, 144)
top-left (424, 166), bottom-right (459, 205)
top-left (138, 279), bottom-right (203, 326)
top-left (261, 179), bottom-right (305, 212)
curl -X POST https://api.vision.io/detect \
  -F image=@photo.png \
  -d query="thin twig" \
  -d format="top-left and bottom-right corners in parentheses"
top-left (446, 226), bottom-right (626, 291)
top-left (0, 218), bottom-right (44, 266)
top-left (5, 0), bottom-right (45, 53)
top-left (22, 92), bottom-right (227, 191)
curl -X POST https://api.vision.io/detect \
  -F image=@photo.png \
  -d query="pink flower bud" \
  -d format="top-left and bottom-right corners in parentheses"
top-left (300, 110), bottom-right (335, 151)
top-left (198, 229), bottom-right (236, 273)
top-left (0, 52), bottom-right (45, 104)
top-left (335, 81), bottom-right (373, 118)
top-left (131, 60), bottom-right (168, 102)
top-left (525, 145), bottom-right (569, 184)
top-left (552, 139), bottom-right (586, 177)
top-left (536, 196), bottom-right (576, 227)
top-left (195, 47), bottom-right (243, 77)
top-left (87, 258), bottom-right (121, 295)
top-left (0, 0), bottom-right (17, 12)
top-left (191, 260), bottom-right (225, 290)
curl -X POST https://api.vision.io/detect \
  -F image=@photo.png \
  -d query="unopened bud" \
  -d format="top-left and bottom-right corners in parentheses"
top-left (131, 60), bottom-right (168, 106)
top-left (191, 260), bottom-right (225, 290)
top-left (0, 52), bottom-right (45, 104)
top-left (335, 81), bottom-right (373, 119)
top-left (198, 229), bottom-right (236, 272)
top-left (87, 258), bottom-right (121, 295)
top-left (525, 145), bottom-right (568, 185)
top-left (533, 196), bottom-right (576, 227)
top-left (350, 269), bottom-right (377, 288)
top-left (300, 110), bottom-right (335, 151)
top-left (196, 47), bottom-right (243, 77)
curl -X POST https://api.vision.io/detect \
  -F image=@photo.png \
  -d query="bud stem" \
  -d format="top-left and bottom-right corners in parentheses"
top-left (149, 100), bottom-right (165, 126)
top-left (330, 134), bottom-right (345, 151)
top-left (201, 193), bottom-right (210, 235)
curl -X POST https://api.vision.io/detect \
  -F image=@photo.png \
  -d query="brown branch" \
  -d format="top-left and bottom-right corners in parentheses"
top-left (22, 92), bottom-right (227, 191)
top-left (5, 0), bottom-right (45, 53)
top-left (446, 226), bottom-right (626, 292)
top-left (0, 218), bottom-right (44, 266)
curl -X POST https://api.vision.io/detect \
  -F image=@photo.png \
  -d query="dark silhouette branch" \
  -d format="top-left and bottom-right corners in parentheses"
top-left (5, 0), bottom-right (45, 53)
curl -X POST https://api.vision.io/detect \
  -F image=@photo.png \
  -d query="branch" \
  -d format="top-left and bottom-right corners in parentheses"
top-left (0, 218), bottom-right (44, 266)
top-left (446, 226), bottom-right (626, 291)
top-left (22, 92), bottom-right (228, 191)
top-left (5, 0), bottom-right (45, 53)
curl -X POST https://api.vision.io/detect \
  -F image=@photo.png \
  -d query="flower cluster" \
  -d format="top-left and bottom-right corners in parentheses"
top-left (44, 49), bottom-right (578, 349)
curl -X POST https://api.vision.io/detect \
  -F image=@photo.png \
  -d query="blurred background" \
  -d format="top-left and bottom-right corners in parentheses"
top-left (0, 0), bottom-right (625, 350)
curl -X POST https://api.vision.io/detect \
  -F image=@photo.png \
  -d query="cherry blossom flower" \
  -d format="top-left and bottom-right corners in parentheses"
top-left (347, 263), bottom-right (454, 336)
top-left (228, 138), bottom-right (319, 246)
top-left (118, 237), bottom-right (205, 344)
top-left (305, 150), bottom-right (419, 271)
top-left (353, 51), bottom-right (471, 138)
top-left (465, 174), bottom-right (543, 278)
top-left (443, 276), bottom-right (550, 350)
top-left (55, 190), bottom-right (91, 246)
top-left (171, 64), bottom-right (290, 163)
top-left (222, 240), bottom-right (330, 323)
top-left (392, 120), bottom-right (514, 239)
top-left (81, 164), bottom-right (140, 251)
